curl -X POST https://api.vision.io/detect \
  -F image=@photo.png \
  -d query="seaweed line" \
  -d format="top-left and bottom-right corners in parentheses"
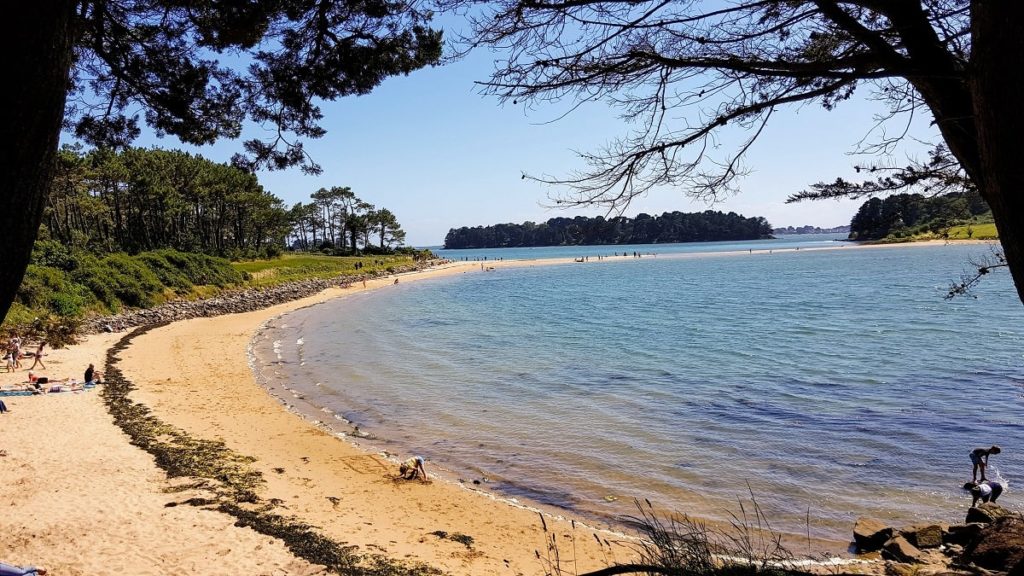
top-left (102, 322), bottom-right (443, 576)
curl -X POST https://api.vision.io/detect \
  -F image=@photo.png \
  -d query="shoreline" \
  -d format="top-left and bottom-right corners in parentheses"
top-left (1, 239), bottom-right (997, 573)
top-left (113, 261), bottom-right (633, 575)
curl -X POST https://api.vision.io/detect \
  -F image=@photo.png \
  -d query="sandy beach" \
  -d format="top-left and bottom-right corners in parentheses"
top-left (0, 239), bottom-right (997, 574)
top-left (0, 262), bottom-right (628, 576)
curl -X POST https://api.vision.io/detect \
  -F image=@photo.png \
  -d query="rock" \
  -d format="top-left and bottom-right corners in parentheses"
top-left (965, 502), bottom-right (1010, 524)
top-left (882, 535), bottom-right (922, 564)
top-left (80, 261), bottom-right (437, 334)
top-left (855, 516), bottom-right (896, 552)
top-left (962, 515), bottom-right (1024, 572)
top-left (944, 523), bottom-right (985, 546)
top-left (942, 543), bottom-right (964, 557)
top-left (903, 523), bottom-right (945, 549)
top-left (885, 562), bottom-right (918, 576)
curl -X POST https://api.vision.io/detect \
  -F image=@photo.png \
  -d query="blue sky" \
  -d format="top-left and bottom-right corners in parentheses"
top-left (121, 35), bottom-right (939, 247)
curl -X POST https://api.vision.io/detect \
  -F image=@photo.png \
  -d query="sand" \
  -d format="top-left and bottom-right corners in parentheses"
top-left (0, 262), bottom-right (626, 576)
top-left (0, 240), bottom-right (995, 574)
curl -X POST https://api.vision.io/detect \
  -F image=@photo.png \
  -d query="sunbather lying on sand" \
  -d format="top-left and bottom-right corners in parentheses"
top-left (0, 562), bottom-right (47, 576)
top-left (46, 382), bottom-right (84, 393)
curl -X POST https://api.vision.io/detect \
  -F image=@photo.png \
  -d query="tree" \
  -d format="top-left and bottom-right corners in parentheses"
top-left (451, 0), bottom-right (1024, 304)
top-left (1, 2), bottom-right (442, 323)
top-left (369, 208), bottom-right (407, 249)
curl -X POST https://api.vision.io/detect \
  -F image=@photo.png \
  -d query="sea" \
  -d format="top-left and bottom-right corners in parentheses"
top-left (251, 235), bottom-right (1024, 543)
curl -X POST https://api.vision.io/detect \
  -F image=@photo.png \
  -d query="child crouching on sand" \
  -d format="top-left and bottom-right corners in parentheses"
top-left (398, 456), bottom-right (427, 482)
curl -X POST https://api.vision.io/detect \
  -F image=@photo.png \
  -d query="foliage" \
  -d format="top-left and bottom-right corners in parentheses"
top-left (445, 212), bottom-right (773, 249)
top-left (289, 189), bottom-right (407, 253)
top-left (948, 223), bottom-right (998, 240)
top-left (9, 247), bottom-right (243, 323)
top-left (46, 147), bottom-right (293, 257)
top-left (847, 191), bottom-right (991, 241)
top-left (0, 0), bottom-right (443, 327)
top-left (233, 254), bottom-right (414, 288)
top-left (66, 2), bottom-right (442, 174)
top-left (540, 500), bottom-right (799, 576)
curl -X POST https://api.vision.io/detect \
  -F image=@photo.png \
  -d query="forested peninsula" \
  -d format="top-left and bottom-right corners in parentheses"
top-left (444, 212), bottom-right (773, 249)
top-left (847, 191), bottom-right (994, 241)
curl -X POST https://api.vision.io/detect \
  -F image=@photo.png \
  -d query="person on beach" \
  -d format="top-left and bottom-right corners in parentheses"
top-left (0, 562), bottom-right (46, 576)
top-left (964, 480), bottom-right (1004, 506)
top-left (0, 399), bottom-right (8, 414)
top-left (84, 363), bottom-right (102, 385)
top-left (398, 456), bottom-right (427, 481)
top-left (27, 341), bottom-right (46, 370)
top-left (970, 445), bottom-right (1001, 482)
top-left (7, 337), bottom-right (21, 370)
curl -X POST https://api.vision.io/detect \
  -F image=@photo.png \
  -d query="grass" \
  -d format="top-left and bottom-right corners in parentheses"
top-left (946, 222), bottom-right (998, 240)
top-left (867, 219), bottom-right (1000, 244)
top-left (232, 254), bottom-right (415, 287)
top-left (536, 499), bottom-right (808, 576)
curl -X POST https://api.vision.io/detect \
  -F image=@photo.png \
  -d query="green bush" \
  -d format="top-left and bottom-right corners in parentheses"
top-left (153, 250), bottom-right (243, 286)
top-left (31, 239), bottom-right (80, 271)
top-left (137, 251), bottom-right (194, 291)
top-left (49, 292), bottom-right (86, 317)
top-left (102, 253), bottom-right (164, 308)
top-left (71, 255), bottom-right (119, 312)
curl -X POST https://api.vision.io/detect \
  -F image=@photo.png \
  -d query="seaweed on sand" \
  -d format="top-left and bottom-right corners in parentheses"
top-left (102, 323), bottom-right (444, 575)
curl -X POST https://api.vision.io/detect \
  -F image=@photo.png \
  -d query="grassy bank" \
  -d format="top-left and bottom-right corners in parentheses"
top-left (2, 245), bottom-right (424, 342)
top-left (863, 220), bottom-right (999, 244)
top-left (233, 253), bottom-right (414, 287)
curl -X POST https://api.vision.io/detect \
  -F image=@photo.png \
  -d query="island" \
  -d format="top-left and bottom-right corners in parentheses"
top-left (444, 211), bottom-right (773, 249)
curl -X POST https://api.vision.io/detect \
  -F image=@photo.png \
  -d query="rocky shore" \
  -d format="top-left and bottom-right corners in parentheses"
top-left (80, 260), bottom-right (438, 334)
top-left (852, 503), bottom-right (1023, 575)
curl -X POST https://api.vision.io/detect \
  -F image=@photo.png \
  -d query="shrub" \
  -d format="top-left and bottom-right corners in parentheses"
top-left (31, 239), bottom-right (78, 271)
top-left (137, 251), bottom-right (193, 291)
top-left (101, 253), bottom-right (163, 308)
top-left (49, 291), bottom-right (86, 317)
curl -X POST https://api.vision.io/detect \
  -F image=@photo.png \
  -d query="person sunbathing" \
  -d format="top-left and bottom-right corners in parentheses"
top-left (46, 381), bottom-right (83, 393)
top-left (26, 373), bottom-right (79, 393)
top-left (0, 562), bottom-right (47, 575)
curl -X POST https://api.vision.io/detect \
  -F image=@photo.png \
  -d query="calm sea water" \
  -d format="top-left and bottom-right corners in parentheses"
top-left (253, 238), bottom-right (1024, 542)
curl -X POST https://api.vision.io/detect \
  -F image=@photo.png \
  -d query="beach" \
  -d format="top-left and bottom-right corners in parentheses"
top-left (0, 262), bottom-right (626, 576)
top-left (0, 239), bottom-right (1004, 574)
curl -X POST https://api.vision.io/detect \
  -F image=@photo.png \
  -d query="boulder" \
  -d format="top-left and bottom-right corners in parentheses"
top-left (962, 515), bottom-right (1024, 572)
top-left (903, 523), bottom-right (945, 549)
top-left (855, 516), bottom-right (895, 552)
top-left (882, 535), bottom-right (922, 564)
top-left (944, 523), bottom-right (985, 546)
top-left (965, 502), bottom-right (1010, 524)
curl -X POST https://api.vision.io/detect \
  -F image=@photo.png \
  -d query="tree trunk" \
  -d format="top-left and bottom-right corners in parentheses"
top-left (0, 4), bottom-right (77, 322)
top-left (971, 0), bottom-right (1024, 305)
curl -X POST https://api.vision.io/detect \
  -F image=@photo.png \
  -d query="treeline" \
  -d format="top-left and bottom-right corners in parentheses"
top-left (848, 191), bottom-right (990, 240)
top-left (45, 146), bottom-right (407, 258)
top-left (444, 212), bottom-right (773, 249)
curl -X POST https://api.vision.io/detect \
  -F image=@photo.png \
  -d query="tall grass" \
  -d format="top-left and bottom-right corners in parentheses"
top-left (539, 499), bottom-right (802, 576)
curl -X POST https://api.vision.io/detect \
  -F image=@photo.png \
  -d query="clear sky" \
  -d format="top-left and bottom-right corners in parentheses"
top-left (120, 29), bottom-right (940, 247)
